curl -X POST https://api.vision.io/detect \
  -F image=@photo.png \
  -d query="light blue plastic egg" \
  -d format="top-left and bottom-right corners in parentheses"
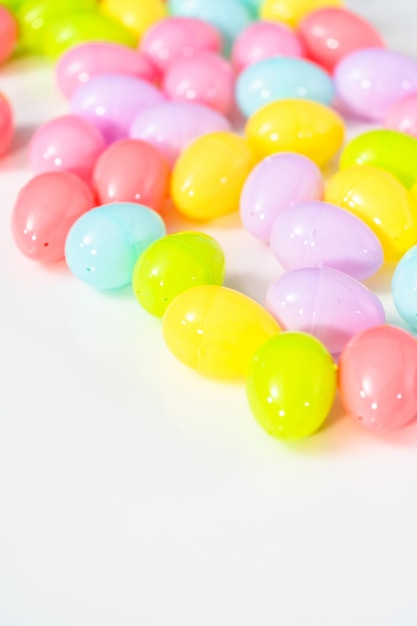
top-left (392, 244), bottom-right (417, 330)
top-left (236, 56), bottom-right (335, 118)
top-left (238, 0), bottom-right (262, 17)
top-left (65, 202), bottom-right (166, 290)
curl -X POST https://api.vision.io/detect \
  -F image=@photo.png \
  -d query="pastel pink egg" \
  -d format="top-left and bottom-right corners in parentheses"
top-left (240, 152), bottom-right (323, 242)
top-left (232, 20), bottom-right (304, 74)
top-left (93, 138), bottom-right (170, 211)
top-left (162, 51), bottom-right (234, 116)
top-left (140, 16), bottom-right (222, 75)
top-left (0, 6), bottom-right (17, 65)
top-left (11, 172), bottom-right (95, 262)
top-left (265, 266), bottom-right (385, 356)
top-left (130, 101), bottom-right (230, 167)
top-left (298, 7), bottom-right (384, 73)
top-left (29, 114), bottom-right (106, 182)
top-left (0, 91), bottom-right (13, 158)
top-left (384, 94), bottom-right (417, 137)
top-left (56, 42), bottom-right (158, 99)
top-left (339, 325), bottom-right (417, 432)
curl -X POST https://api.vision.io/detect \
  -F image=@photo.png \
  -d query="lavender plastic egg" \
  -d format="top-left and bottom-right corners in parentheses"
top-left (270, 201), bottom-right (384, 279)
top-left (265, 266), bottom-right (385, 355)
top-left (71, 73), bottom-right (166, 144)
top-left (240, 152), bottom-right (323, 241)
top-left (334, 48), bottom-right (417, 122)
top-left (130, 101), bottom-right (231, 167)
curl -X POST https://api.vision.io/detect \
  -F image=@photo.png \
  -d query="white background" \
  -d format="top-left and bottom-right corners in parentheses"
top-left (1, 1), bottom-right (417, 625)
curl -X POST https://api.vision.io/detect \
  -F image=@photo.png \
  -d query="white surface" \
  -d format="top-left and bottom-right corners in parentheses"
top-left (1, 2), bottom-right (417, 625)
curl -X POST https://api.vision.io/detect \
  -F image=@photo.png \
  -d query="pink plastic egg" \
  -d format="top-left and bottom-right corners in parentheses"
top-left (265, 266), bottom-right (385, 355)
top-left (130, 101), bottom-right (230, 168)
top-left (0, 6), bottom-right (17, 64)
top-left (232, 20), bottom-right (304, 74)
top-left (140, 16), bottom-right (222, 75)
top-left (270, 201), bottom-right (384, 280)
top-left (29, 114), bottom-right (106, 182)
top-left (298, 8), bottom-right (384, 73)
top-left (334, 48), bottom-right (417, 122)
top-left (56, 42), bottom-right (158, 99)
top-left (71, 74), bottom-right (166, 144)
top-left (240, 152), bottom-right (323, 242)
top-left (93, 138), bottom-right (170, 211)
top-left (11, 172), bottom-right (95, 262)
top-left (384, 94), bottom-right (417, 137)
top-left (162, 51), bottom-right (234, 116)
top-left (0, 91), bottom-right (13, 158)
top-left (339, 325), bottom-right (417, 432)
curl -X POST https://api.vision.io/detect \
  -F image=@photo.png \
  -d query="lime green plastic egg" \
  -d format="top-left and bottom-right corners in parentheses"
top-left (132, 231), bottom-right (226, 317)
top-left (247, 331), bottom-right (337, 440)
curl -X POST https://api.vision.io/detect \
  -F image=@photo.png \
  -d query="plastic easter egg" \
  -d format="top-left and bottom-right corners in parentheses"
top-left (29, 114), bottom-right (105, 183)
top-left (171, 131), bottom-right (255, 221)
top-left (240, 0), bottom-right (263, 18)
top-left (162, 51), bottom-right (234, 116)
top-left (71, 74), bottom-right (166, 144)
top-left (168, 0), bottom-right (251, 54)
top-left (0, 92), bottom-right (13, 158)
top-left (0, 5), bottom-right (17, 63)
top-left (265, 266), bottom-right (385, 355)
top-left (56, 42), bottom-right (158, 99)
top-left (93, 139), bottom-right (170, 212)
top-left (298, 7), bottom-right (384, 72)
top-left (247, 332), bottom-right (337, 439)
top-left (384, 94), bottom-right (417, 138)
top-left (325, 165), bottom-right (417, 262)
top-left (130, 101), bottom-right (230, 168)
top-left (65, 202), bottom-right (166, 290)
top-left (232, 20), bottom-right (304, 73)
top-left (11, 172), bottom-right (94, 262)
top-left (236, 56), bottom-right (334, 118)
top-left (339, 325), bottom-right (417, 432)
top-left (260, 0), bottom-right (343, 28)
top-left (245, 98), bottom-right (344, 166)
top-left (240, 152), bottom-right (323, 241)
top-left (100, 0), bottom-right (166, 39)
top-left (140, 16), bottom-right (222, 75)
top-left (334, 48), bottom-right (417, 122)
top-left (392, 245), bottom-right (417, 330)
top-left (340, 130), bottom-right (417, 189)
top-left (162, 285), bottom-right (280, 377)
top-left (270, 201), bottom-right (383, 279)
top-left (133, 231), bottom-right (225, 317)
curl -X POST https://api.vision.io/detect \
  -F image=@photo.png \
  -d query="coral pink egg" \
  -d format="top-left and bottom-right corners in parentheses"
top-left (384, 93), bottom-right (417, 137)
top-left (0, 6), bottom-right (17, 64)
top-left (339, 325), bottom-right (417, 432)
top-left (11, 172), bottom-right (95, 263)
top-left (93, 139), bottom-right (170, 211)
top-left (232, 20), bottom-right (304, 74)
top-left (298, 7), bottom-right (384, 73)
top-left (29, 115), bottom-right (106, 183)
top-left (0, 91), bottom-right (13, 158)
top-left (141, 16), bottom-right (222, 75)
top-left (162, 51), bottom-right (234, 116)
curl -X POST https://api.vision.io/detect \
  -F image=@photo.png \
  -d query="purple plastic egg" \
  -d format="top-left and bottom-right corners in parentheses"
top-left (270, 201), bottom-right (384, 279)
top-left (265, 266), bottom-right (385, 355)
top-left (384, 93), bottom-right (417, 137)
top-left (240, 152), bottom-right (323, 242)
top-left (130, 101), bottom-right (231, 168)
top-left (334, 48), bottom-right (417, 122)
top-left (71, 74), bottom-right (166, 144)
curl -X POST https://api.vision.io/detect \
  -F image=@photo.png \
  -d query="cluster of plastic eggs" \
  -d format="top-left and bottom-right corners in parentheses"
top-left (2, 0), bottom-right (417, 440)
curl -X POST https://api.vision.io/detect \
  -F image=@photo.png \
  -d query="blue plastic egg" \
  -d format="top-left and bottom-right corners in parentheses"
top-left (236, 56), bottom-right (335, 118)
top-left (65, 202), bottom-right (166, 289)
top-left (392, 244), bottom-right (417, 330)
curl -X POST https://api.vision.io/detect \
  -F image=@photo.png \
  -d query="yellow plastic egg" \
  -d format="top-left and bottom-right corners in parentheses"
top-left (162, 285), bottom-right (280, 378)
top-left (245, 99), bottom-right (345, 167)
top-left (171, 131), bottom-right (256, 221)
top-left (325, 165), bottom-right (417, 262)
top-left (261, 0), bottom-right (343, 28)
top-left (100, 0), bottom-right (166, 40)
